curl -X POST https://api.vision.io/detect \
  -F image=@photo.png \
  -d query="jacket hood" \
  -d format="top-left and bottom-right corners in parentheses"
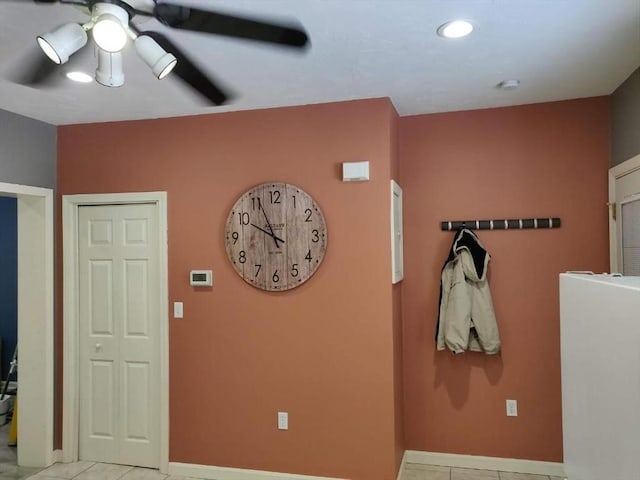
top-left (448, 228), bottom-right (490, 282)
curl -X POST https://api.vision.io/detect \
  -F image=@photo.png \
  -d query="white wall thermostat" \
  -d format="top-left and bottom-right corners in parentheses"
top-left (190, 270), bottom-right (213, 287)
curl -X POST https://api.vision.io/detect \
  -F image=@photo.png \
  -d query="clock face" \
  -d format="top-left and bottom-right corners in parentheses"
top-left (225, 182), bottom-right (327, 291)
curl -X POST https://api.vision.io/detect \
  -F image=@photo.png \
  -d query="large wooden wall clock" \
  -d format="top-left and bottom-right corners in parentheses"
top-left (225, 182), bottom-right (327, 291)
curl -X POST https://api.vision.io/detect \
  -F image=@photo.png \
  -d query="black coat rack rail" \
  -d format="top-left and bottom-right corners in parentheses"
top-left (441, 217), bottom-right (561, 231)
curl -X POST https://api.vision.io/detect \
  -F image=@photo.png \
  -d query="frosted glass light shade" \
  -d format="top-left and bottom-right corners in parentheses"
top-left (91, 3), bottom-right (130, 53)
top-left (93, 14), bottom-right (128, 52)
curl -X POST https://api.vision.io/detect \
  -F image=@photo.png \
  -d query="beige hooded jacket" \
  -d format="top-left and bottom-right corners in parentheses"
top-left (436, 229), bottom-right (501, 354)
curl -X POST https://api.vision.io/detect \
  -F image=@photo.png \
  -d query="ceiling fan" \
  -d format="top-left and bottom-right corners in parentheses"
top-left (6, 0), bottom-right (310, 105)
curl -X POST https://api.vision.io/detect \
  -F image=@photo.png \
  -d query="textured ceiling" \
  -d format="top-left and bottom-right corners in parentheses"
top-left (0, 0), bottom-right (638, 125)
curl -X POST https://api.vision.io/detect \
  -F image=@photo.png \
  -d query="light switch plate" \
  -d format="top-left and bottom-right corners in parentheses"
top-left (278, 411), bottom-right (288, 430)
top-left (173, 302), bottom-right (183, 319)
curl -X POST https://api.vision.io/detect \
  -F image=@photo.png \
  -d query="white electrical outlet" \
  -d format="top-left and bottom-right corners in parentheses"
top-left (278, 411), bottom-right (288, 430)
top-left (506, 399), bottom-right (518, 417)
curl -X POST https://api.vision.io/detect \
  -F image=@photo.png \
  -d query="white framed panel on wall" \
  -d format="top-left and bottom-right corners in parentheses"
top-left (391, 180), bottom-right (404, 284)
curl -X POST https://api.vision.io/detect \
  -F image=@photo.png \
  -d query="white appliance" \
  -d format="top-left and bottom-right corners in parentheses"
top-left (560, 273), bottom-right (640, 480)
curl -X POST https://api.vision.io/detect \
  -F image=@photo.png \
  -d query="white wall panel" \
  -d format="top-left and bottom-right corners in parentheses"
top-left (560, 273), bottom-right (640, 480)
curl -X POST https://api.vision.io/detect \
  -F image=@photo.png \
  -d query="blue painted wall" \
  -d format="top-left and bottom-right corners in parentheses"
top-left (0, 196), bottom-right (17, 381)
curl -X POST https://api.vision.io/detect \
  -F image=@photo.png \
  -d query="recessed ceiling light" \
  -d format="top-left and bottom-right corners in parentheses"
top-left (66, 71), bottom-right (93, 83)
top-left (437, 20), bottom-right (473, 39)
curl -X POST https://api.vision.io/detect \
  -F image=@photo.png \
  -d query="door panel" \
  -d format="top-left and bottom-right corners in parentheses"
top-left (124, 361), bottom-right (150, 440)
top-left (611, 156), bottom-right (640, 274)
top-left (90, 360), bottom-right (115, 438)
top-left (90, 260), bottom-right (113, 334)
top-left (78, 203), bottom-right (160, 468)
top-left (621, 198), bottom-right (640, 275)
top-left (124, 260), bottom-right (149, 336)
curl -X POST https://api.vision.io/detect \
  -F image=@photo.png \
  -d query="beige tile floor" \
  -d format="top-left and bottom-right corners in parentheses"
top-left (27, 463), bottom-right (189, 480)
top-left (402, 463), bottom-right (566, 480)
top-left (0, 460), bottom-right (568, 480)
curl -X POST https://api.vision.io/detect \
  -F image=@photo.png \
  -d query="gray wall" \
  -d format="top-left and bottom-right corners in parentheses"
top-left (611, 67), bottom-right (640, 167)
top-left (0, 109), bottom-right (56, 188)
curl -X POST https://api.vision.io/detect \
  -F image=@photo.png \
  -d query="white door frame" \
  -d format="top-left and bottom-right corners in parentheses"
top-left (62, 192), bottom-right (169, 472)
top-left (608, 154), bottom-right (640, 273)
top-left (0, 182), bottom-right (54, 467)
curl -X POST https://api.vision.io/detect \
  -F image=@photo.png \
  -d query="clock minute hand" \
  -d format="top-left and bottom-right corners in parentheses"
top-left (250, 223), bottom-right (285, 245)
top-left (259, 203), bottom-right (283, 248)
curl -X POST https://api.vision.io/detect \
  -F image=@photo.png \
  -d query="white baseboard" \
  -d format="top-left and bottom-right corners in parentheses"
top-left (406, 450), bottom-right (566, 477)
top-left (52, 449), bottom-right (63, 463)
top-left (168, 462), bottom-right (347, 480)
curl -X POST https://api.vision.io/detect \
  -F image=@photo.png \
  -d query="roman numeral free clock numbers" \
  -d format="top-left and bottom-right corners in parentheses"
top-left (225, 182), bottom-right (328, 291)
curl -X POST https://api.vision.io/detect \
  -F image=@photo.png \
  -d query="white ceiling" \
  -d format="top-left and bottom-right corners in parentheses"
top-left (0, 0), bottom-right (638, 126)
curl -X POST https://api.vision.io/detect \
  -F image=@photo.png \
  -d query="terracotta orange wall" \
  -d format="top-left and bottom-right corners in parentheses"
top-left (399, 97), bottom-right (610, 461)
top-left (57, 99), bottom-right (400, 480)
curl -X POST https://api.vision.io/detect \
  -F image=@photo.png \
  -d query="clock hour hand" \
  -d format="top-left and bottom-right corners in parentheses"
top-left (250, 223), bottom-right (285, 246)
top-left (258, 203), bottom-right (283, 248)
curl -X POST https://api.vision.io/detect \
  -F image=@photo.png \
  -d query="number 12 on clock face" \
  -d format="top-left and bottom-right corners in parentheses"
top-left (225, 182), bottom-right (327, 291)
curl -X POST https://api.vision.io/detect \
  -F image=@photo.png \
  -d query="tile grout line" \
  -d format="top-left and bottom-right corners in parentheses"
top-left (72, 462), bottom-right (96, 479)
top-left (115, 465), bottom-right (134, 480)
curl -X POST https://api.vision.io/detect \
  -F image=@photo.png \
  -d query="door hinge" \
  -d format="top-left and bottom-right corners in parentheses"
top-left (608, 202), bottom-right (617, 220)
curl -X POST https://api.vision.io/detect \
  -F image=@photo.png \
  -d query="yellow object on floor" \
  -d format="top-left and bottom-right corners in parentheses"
top-left (8, 397), bottom-right (16, 446)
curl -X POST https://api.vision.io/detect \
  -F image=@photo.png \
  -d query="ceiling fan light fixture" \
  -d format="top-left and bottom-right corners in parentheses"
top-left (91, 3), bottom-right (130, 53)
top-left (134, 35), bottom-right (178, 79)
top-left (36, 23), bottom-right (88, 64)
top-left (95, 49), bottom-right (124, 87)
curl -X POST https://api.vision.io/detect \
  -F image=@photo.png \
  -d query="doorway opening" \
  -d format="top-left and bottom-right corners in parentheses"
top-left (0, 195), bottom-right (18, 464)
top-left (0, 182), bottom-right (55, 468)
top-left (608, 154), bottom-right (640, 273)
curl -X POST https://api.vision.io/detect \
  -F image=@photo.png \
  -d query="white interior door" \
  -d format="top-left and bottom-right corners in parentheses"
top-left (610, 155), bottom-right (640, 275)
top-left (78, 203), bottom-right (160, 468)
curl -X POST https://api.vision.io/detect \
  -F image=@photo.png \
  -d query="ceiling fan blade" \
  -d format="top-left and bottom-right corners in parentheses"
top-left (9, 46), bottom-right (62, 88)
top-left (9, 41), bottom-right (95, 88)
top-left (153, 3), bottom-right (309, 48)
top-left (141, 31), bottom-right (231, 106)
